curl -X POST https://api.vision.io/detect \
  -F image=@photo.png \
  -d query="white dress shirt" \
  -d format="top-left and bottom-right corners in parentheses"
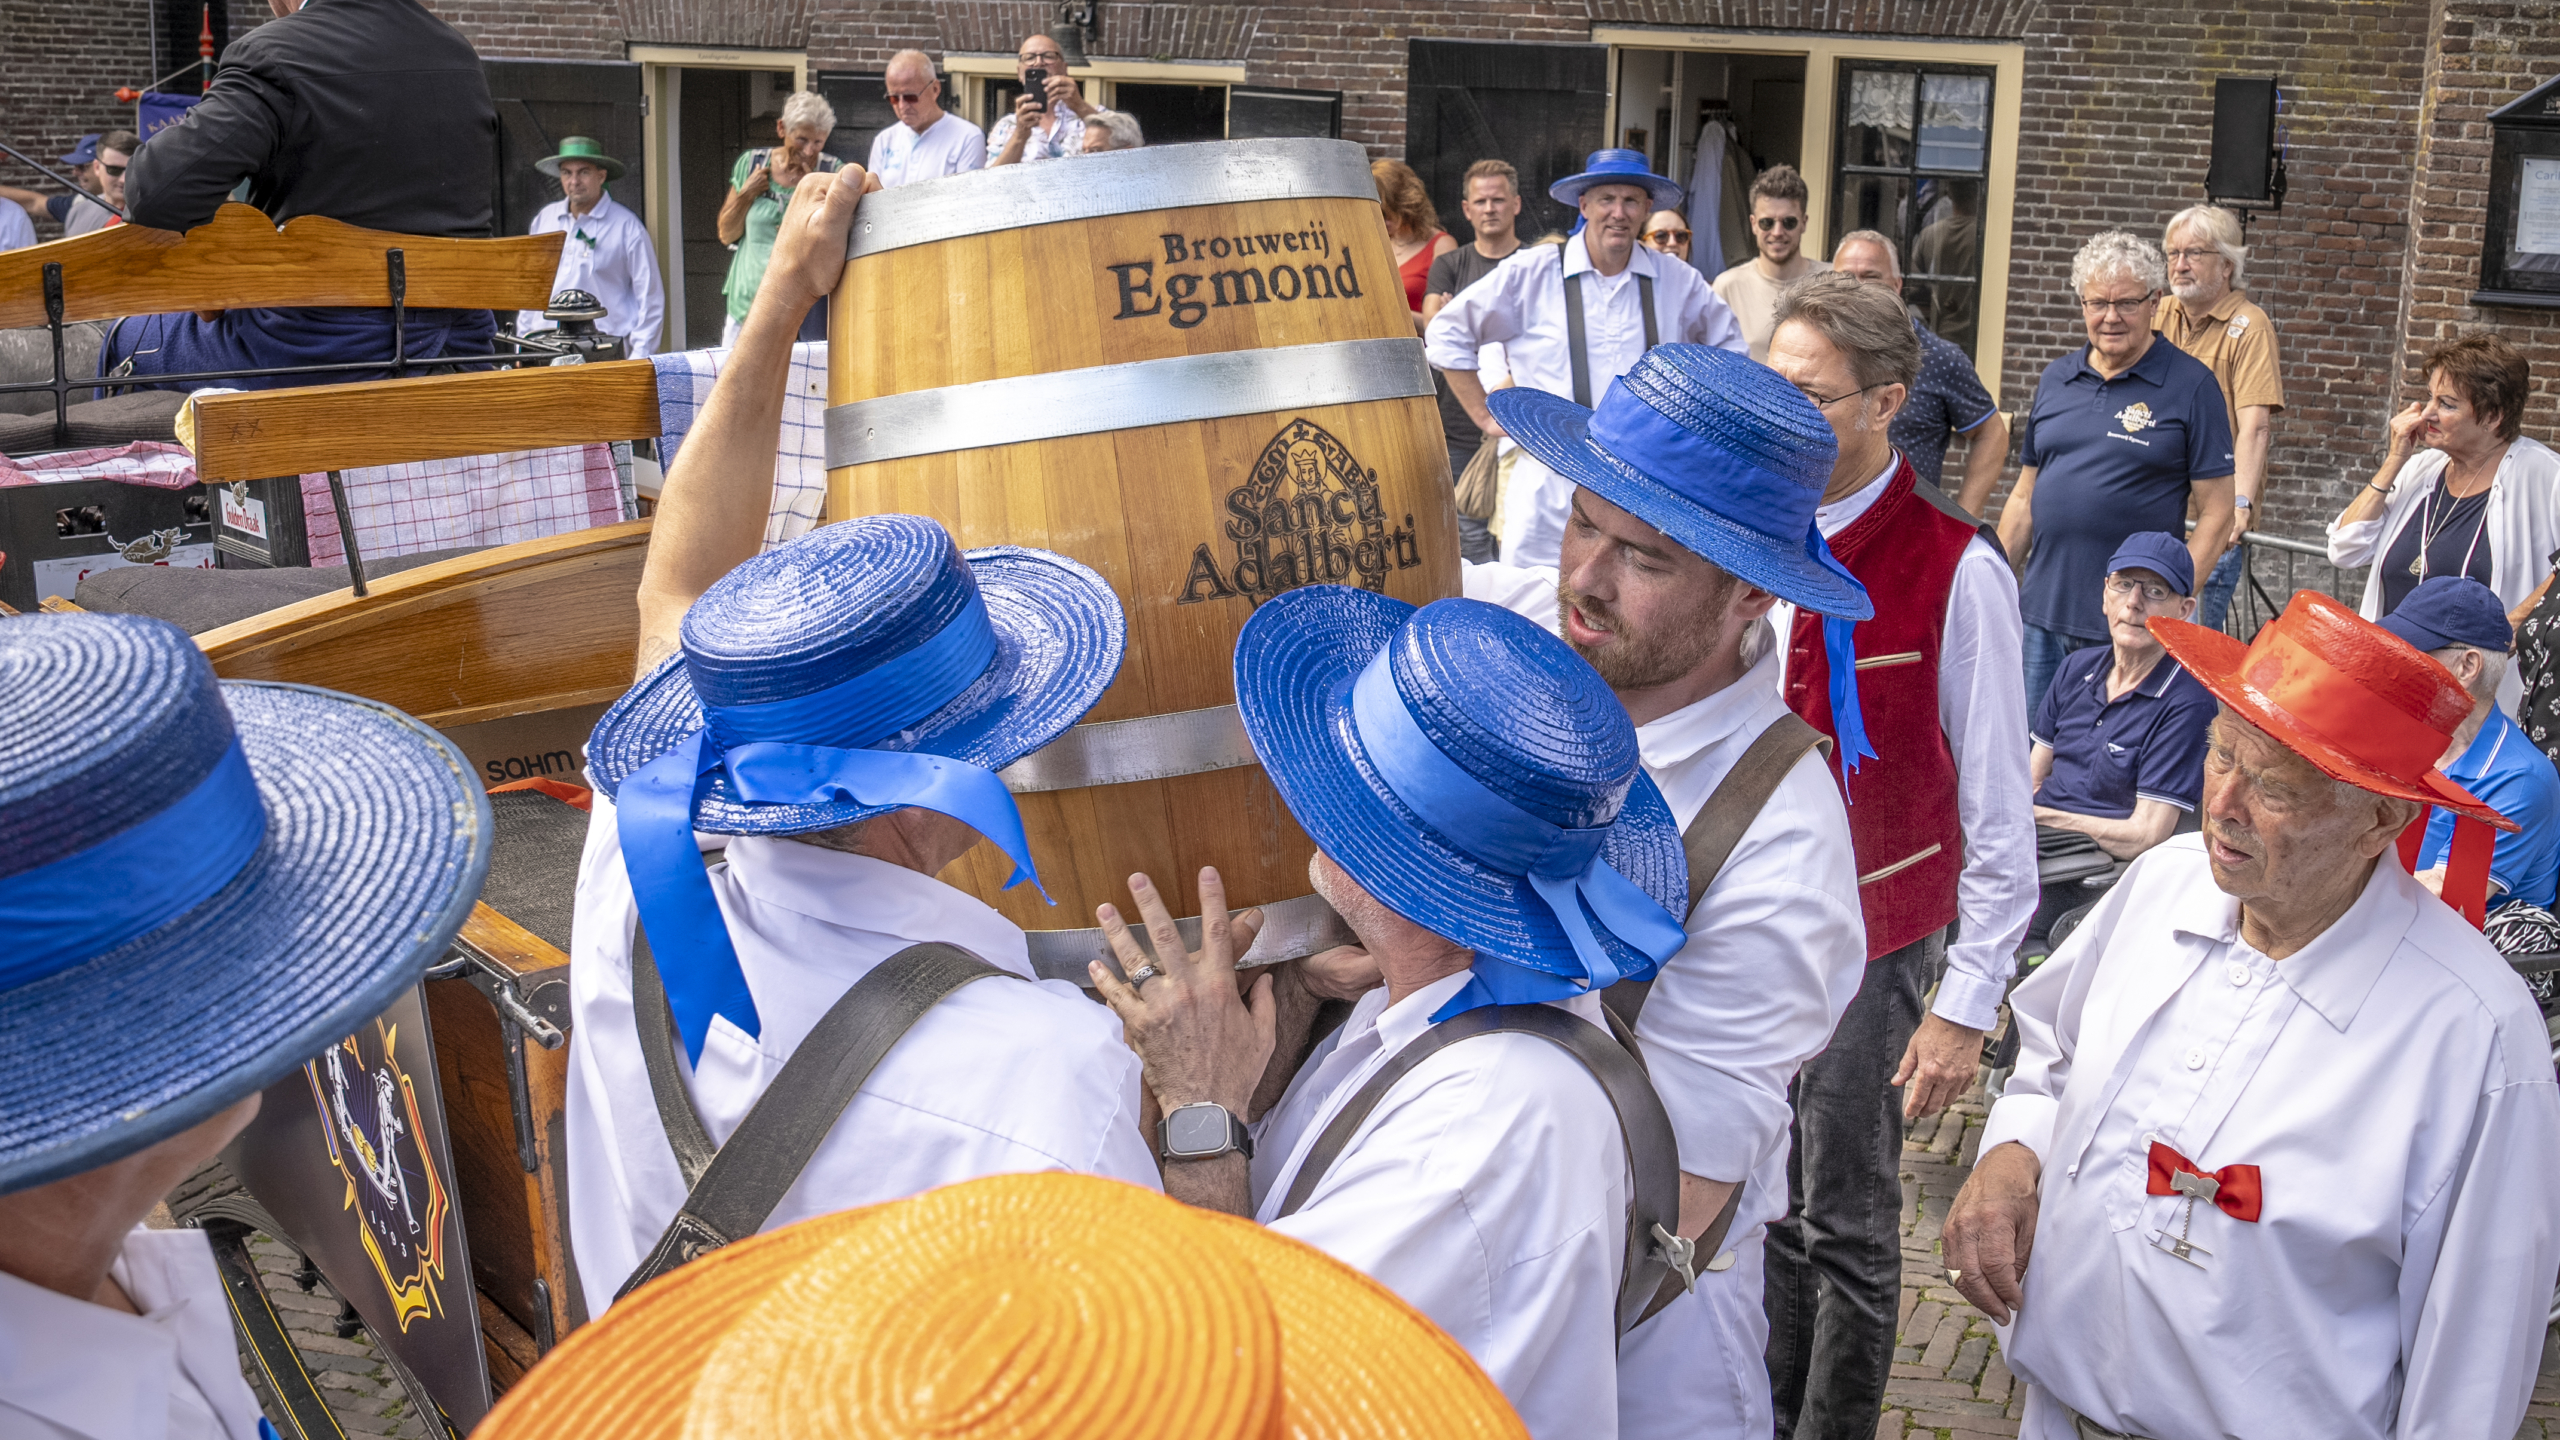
top-left (1251, 971), bottom-right (1632, 1440)
top-left (1770, 454), bottom-right (2038, 1029)
top-left (2326, 434), bottom-right (2560, 714)
top-left (517, 192), bottom-right (664, 358)
top-left (0, 1228), bottom-right (266, 1440)
top-left (566, 793), bottom-right (1160, 1316)
top-left (1463, 560), bottom-right (1869, 1440)
top-left (866, 112), bottom-right (987, 188)
top-left (1425, 237), bottom-right (1746, 567)
top-left (1980, 836), bottom-right (2560, 1440)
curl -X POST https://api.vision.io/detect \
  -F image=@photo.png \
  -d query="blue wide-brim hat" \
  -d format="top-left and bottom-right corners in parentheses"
top-left (1235, 586), bottom-right (1686, 1004)
top-left (587, 515), bottom-right (1124, 836)
top-left (0, 615), bottom-right (491, 1194)
top-left (1492, 344), bottom-right (1873, 621)
top-left (1550, 148), bottom-right (1684, 212)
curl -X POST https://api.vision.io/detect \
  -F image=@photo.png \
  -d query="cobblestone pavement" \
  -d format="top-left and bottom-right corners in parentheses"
top-left (240, 1232), bottom-right (432, 1439)
top-left (1881, 1080), bottom-right (2560, 1440)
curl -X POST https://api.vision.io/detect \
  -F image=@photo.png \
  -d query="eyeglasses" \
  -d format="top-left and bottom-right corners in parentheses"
top-left (1646, 229), bottom-right (1691, 244)
top-left (1019, 51), bottom-right (1065, 65)
top-left (2104, 575), bottom-right (2178, 606)
top-left (1796, 380), bottom-right (1888, 409)
top-left (887, 90), bottom-right (931, 104)
top-left (2079, 292), bottom-right (2158, 316)
top-left (1754, 215), bottom-right (1802, 232)
top-left (2163, 247), bottom-right (2222, 263)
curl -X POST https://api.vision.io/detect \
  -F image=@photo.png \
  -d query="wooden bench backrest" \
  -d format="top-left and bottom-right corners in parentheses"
top-left (196, 517), bottom-right (649, 728)
top-left (0, 203), bottom-right (563, 329)
top-left (189, 359), bottom-right (664, 481)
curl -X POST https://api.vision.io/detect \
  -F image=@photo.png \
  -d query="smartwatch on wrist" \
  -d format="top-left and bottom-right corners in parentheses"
top-left (2232, 496), bottom-right (2254, 511)
top-left (1159, 1101), bottom-right (1253, 1162)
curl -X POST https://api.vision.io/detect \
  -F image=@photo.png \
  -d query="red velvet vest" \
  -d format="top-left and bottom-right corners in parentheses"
top-left (1784, 456), bottom-right (1984, 959)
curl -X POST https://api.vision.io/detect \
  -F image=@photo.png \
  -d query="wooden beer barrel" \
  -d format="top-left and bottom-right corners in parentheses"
top-left (827, 139), bottom-right (1459, 969)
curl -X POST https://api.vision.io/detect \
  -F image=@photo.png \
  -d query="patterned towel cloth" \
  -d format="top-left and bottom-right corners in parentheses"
top-left (296, 445), bottom-right (625, 567)
top-left (0, 441), bottom-right (198, 488)
top-left (650, 341), bottom-right (829, 551)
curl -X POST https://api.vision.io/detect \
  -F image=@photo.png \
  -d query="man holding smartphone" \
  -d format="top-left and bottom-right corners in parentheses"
top-left (988, 33), bottom-right (1095, 165)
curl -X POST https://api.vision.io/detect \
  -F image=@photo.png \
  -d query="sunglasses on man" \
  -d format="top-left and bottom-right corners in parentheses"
top-left (1754, 215), bottom-right (1801, 232)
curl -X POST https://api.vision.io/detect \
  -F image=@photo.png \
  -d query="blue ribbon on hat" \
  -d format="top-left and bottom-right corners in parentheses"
top-left (1, 740), bottom-right (266, 987)
top-left (1347, 648), bottom-right (1688, 1021)
top-left (1585, 391), bottom-right (1880, 782)
top-left (618, 591), bottom-right (1047, 1062)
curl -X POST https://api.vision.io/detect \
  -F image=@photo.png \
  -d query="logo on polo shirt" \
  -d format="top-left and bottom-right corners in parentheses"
top-left (2116, 402), bottom-right (2156, 434)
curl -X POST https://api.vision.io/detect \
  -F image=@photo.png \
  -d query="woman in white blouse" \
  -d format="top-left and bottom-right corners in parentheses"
top-left (2329, 333), bottom-right (2556, 711)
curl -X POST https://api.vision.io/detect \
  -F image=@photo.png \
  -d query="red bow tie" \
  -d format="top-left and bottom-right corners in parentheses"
top-left (2145, 1141), bottom-right (2263, 1222)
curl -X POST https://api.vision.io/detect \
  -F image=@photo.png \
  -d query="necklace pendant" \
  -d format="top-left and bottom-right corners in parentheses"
top-left (2411, 555), bottom-right (2427, 579)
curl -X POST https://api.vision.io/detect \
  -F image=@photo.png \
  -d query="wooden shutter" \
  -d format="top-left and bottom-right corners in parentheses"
top-left (815, 72), bottom-right (895, 172)
top-left (1406, 40), bottom-right (1608, 244)
top-left (1230, 87), bottom-right (1342, 140)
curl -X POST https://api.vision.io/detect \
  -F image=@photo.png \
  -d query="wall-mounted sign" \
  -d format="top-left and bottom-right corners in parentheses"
top-left (2478, 73), bottom-right (2560, 309)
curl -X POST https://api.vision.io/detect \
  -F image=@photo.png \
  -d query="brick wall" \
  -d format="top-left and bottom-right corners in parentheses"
top-left (2395, 0), bottom-right (2560, 447)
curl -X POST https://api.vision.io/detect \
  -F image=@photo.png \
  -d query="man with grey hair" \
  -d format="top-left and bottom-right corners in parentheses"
top-left (1077, 110), bottom-right (1144, 153)
top-left (1998, 230), bottom-right (2236, 710)
top-left (1832, 229), bottom-right (2010, 513)
top-left (2380, 577), bottom-right (2560, 910)
top-left (867, 50), bottom-right (986, 186)
top-left (1761, 271), bottom-right (2037, 1440)
top-left (2157, 203), bottom-right (2284, 632)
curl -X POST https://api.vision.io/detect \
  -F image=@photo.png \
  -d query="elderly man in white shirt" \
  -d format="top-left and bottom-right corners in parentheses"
top-left (1092, 584), bottom-right (1705, 1438)
top-left (1945, 589), bottom-right (2560, 1440)
top-left (0, 615), bottom-right (494, 1433)
top-left (563, 168), bottom-right (1158, 1313)
top-left (517, 138), bottom-right (664, 358)
top-left (1427, 147), bottom-right (1745, 568)
top-left (1468, 341), bottom-right (1874, 1439)
top-left (866, 50), bottom-right (986, 187)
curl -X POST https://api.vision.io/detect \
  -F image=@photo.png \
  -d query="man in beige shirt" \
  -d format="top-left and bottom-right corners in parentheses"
top-left (2155, 202), bottom-right (2283, 631)
top-left (1712, 163), bottom-right (1829, 362)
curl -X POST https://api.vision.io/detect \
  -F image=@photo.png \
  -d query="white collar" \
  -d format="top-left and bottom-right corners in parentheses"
top-left (2163, 847), bottom-right (2416, 1032)
top-left (1635, 643), bottom-right (1785, 772)
top-left (1564, 232), bottom-right (1658, 283)
top-left (1367, 971), bottom-right (1479, 1056)
top-left (1813, 452), bottom-right (1904, 538)
top-left (0, 1244), bottom-right (184, 1439)
top-left (720, 838), bottom-right (1034, 976)
top-left (559, 191), bottom-right (621, 226)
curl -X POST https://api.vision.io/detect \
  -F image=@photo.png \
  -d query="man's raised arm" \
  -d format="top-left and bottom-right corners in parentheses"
top-left (631, 168), bottom-right (873, 676)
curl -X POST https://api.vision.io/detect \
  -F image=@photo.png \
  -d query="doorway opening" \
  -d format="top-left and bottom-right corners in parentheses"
top-left (1613, 49), bottom-right (1805, 275)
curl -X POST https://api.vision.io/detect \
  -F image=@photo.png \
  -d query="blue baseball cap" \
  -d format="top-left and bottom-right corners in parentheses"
top-left (2379, 576), bottom-right (2513, 654)
top-left (2106, 532), bottom-right (2194, 597)
top-left (58, 134), bottom-right (98, 167)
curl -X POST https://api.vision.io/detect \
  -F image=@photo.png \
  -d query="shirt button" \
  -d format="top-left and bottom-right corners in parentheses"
top-left (2185, 1049), bottom-right (2206, 1070)
top-left (2143, 1131), bottom-right (2159, 1146)
top-left (2067, 1165), bottom-right (2079, 1178)
top-left (2227, 962), bottom-right (2251, 986)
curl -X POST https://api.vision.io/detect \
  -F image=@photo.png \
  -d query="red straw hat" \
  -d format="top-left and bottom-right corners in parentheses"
top-left (2150, 591), bottom-right (2515, 923)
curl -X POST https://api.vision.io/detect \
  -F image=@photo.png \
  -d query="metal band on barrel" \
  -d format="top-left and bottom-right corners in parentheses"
top-left (998, 704), bottom-right (1255, 794)
top-left (825, 337), bottom-right (1432, 467)
top-left (1024, 891), bottom-right (1354, 986)
top-left (846, 138), bottom-right (1377, 259)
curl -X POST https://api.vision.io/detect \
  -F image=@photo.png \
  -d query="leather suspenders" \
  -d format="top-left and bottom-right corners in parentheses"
top-left (1560, 239), bottom-right (1662, 409)
top-left (618, 931), bottom-right (1016, 1300)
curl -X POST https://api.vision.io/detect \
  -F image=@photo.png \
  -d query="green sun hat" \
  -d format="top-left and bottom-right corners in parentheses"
top-left (537, 136), bottom-right (627, 182)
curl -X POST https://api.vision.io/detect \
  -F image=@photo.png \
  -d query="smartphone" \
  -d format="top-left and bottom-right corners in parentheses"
top-left (1023, 67), bottom-right (1049, 105)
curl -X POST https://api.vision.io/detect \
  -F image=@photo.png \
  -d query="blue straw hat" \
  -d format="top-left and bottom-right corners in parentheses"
top-left (0, 615), bottom-right (491, 1194)
top-left (1234, 586), bottom-right (1688, 1020)
top-left (1492, 344), bottom-right (1880, 773)
top-left (585, 514), bottom-right (1124, 1059)
top-left (1549, 148), bottom-right (1684, 212)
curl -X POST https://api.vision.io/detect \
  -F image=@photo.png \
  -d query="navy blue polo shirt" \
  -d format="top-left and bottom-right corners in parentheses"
top-left (2032, 645), bottom-right (2219, 818)
top-left (1890, 318), bottom-right (1999, 490)
top-left (2017, 340), bottom-right (2234, 641)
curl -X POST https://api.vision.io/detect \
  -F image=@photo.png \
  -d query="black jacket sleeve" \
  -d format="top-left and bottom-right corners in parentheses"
top-left (126, 68), bottom-right (289, 233)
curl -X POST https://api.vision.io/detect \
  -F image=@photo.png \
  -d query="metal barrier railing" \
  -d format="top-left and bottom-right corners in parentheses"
top-left (2215, 530), bottom-right (2355, 640)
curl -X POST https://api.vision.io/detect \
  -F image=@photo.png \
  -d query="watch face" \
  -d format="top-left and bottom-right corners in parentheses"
top-left (1166, 1104), bottom-right (1231, 1156)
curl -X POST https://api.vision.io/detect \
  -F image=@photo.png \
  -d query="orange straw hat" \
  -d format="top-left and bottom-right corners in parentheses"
top-left (476, 1172), bottom-right (1526, 1440)
top-left (2150, 590), bottom-right (2516, 922)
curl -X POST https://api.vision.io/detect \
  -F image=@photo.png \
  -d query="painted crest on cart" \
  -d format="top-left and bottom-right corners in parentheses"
top-left (1177, 416), bottom-right (1424, 605)
top-left (303, 1020), bottom-right (453, 1333)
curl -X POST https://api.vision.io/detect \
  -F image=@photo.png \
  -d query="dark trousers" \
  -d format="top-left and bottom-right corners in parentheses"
top-left (1766, 929), bottom-right (1937, 1440)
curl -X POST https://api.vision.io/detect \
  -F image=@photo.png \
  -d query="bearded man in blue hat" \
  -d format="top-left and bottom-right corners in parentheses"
top-left (1427, 148), bottom-right (1744, 569)
top-left (1094, 585), bottom-right (1699, 1438)
top-left (562, 169), bottom-right (1159, 1314)
top-left (1463, 340), bottom-right (1882, 1439)
top-left (0, 613), bottom-right (492, 1436)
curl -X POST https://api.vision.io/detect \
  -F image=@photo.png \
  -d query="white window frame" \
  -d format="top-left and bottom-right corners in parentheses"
top-left (942, 53), bottom-right (1248, 135)
top-left (1595, 28), bottom-right (2025, 401)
